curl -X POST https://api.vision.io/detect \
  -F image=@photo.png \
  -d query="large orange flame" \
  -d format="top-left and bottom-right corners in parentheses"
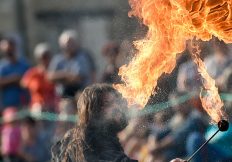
top-left (115, 0), bottom-right (232, 123)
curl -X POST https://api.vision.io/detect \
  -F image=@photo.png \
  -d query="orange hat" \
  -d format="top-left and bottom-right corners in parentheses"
top-left (3, 107), bottom-right (18, 123)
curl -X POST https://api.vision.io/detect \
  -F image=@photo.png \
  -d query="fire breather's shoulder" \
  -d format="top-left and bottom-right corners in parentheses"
top-left (51, 129), bottom-right (76, 162)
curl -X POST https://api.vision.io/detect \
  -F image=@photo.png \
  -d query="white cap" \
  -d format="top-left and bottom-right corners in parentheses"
top-left (59, 29), bottom-right (78, 46)
top-left (34, 43), bottom-right (50, 59)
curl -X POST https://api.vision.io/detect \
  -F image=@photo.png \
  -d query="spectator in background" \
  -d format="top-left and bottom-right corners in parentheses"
top-left (1, 107), bottom-right (21, 162)
top-left (207, 39), bottom-right (232, 90)
top-left (219, 59), bottom-right (232, 91)
top-left (148, 91), bottom-right (207, 161)
top-left (48, 30), bottom-right (95, 98)
top-left (205, 38), bottom-right (232, 85)
top-left (0, 33), bottom-right (3, 110)
top-left (176, 41), bottom-right (201, 92)
top-left (0, 33), bottom-right (3, 59)
top-left (116, 40), bottom-right (135, 67)
top-left (53, 98), bottom-right (76, 142)
top-left (101, 42), bottom-right (121, 84)
top-left (0, 38), bottom-right (29, 109)
top-left (19, 116), bottom-right (50, 162)
top-left (21, 43), bottom-right (56, 113)
top-left (177, 60), bottom-right (199, 92)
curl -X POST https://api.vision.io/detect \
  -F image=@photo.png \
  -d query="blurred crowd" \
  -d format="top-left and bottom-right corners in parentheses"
top-left (0, 30), bottom-right (134, 162)
top-left (0, 29), bottom-right (231, 162)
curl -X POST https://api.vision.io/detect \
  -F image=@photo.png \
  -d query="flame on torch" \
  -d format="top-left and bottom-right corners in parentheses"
top-left (114, 0), bottom-right (232, 123)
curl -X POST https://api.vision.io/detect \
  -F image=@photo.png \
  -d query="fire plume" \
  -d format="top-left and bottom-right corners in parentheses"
top-left (115, 0), bottom-right (232, 123)
top-left (191, 40), bottom-right (225, 123)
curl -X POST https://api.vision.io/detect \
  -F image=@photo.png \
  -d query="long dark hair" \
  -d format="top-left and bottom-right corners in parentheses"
top-left (64, 84), bottom-right (120, 162)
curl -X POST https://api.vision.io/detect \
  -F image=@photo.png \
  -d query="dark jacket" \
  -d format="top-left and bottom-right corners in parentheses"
top-left (51, 129), bottom-right (138, 162)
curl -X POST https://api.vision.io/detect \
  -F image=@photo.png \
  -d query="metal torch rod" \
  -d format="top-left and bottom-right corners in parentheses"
top-left (187, 129), bottom-right (220, 162)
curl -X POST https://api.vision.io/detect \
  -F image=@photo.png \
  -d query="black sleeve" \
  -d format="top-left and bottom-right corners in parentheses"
top-left (97, 137), bottom-right (138, 162)
top-left (113, 154), bottom-right (138, 162)
top-left (51, 129), bottom-right (76, 162)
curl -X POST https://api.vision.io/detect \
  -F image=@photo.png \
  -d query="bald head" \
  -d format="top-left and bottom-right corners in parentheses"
top-left (59, 30), bottom-right (79, 57)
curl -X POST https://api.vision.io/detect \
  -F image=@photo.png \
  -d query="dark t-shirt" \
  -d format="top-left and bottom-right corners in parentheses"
top-left (0, 59), bottom-right (29, 108)
top-left (51, 129), bottom-right (138, 162)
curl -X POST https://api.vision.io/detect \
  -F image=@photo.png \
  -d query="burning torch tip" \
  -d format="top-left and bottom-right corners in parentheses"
top-left (218, 120), bottom-right (229, 132)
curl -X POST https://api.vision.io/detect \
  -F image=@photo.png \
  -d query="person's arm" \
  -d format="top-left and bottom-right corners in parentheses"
top-left (47, 55), bottom-right (69, 82)
top-left (47, 55), bottom-right (83, 84)
top-left (65, 72), bottom-right (83, 84)
top-left (20, 69), bottom-right (32, 89)
top-left (47, 71), bottom-right (68, 82)
top-left (152, 135), bottom-right (174, 153)
top-left (48, 71), bottom-right (82, 84)
top-left (0, 75), bottom-right (21, 87)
